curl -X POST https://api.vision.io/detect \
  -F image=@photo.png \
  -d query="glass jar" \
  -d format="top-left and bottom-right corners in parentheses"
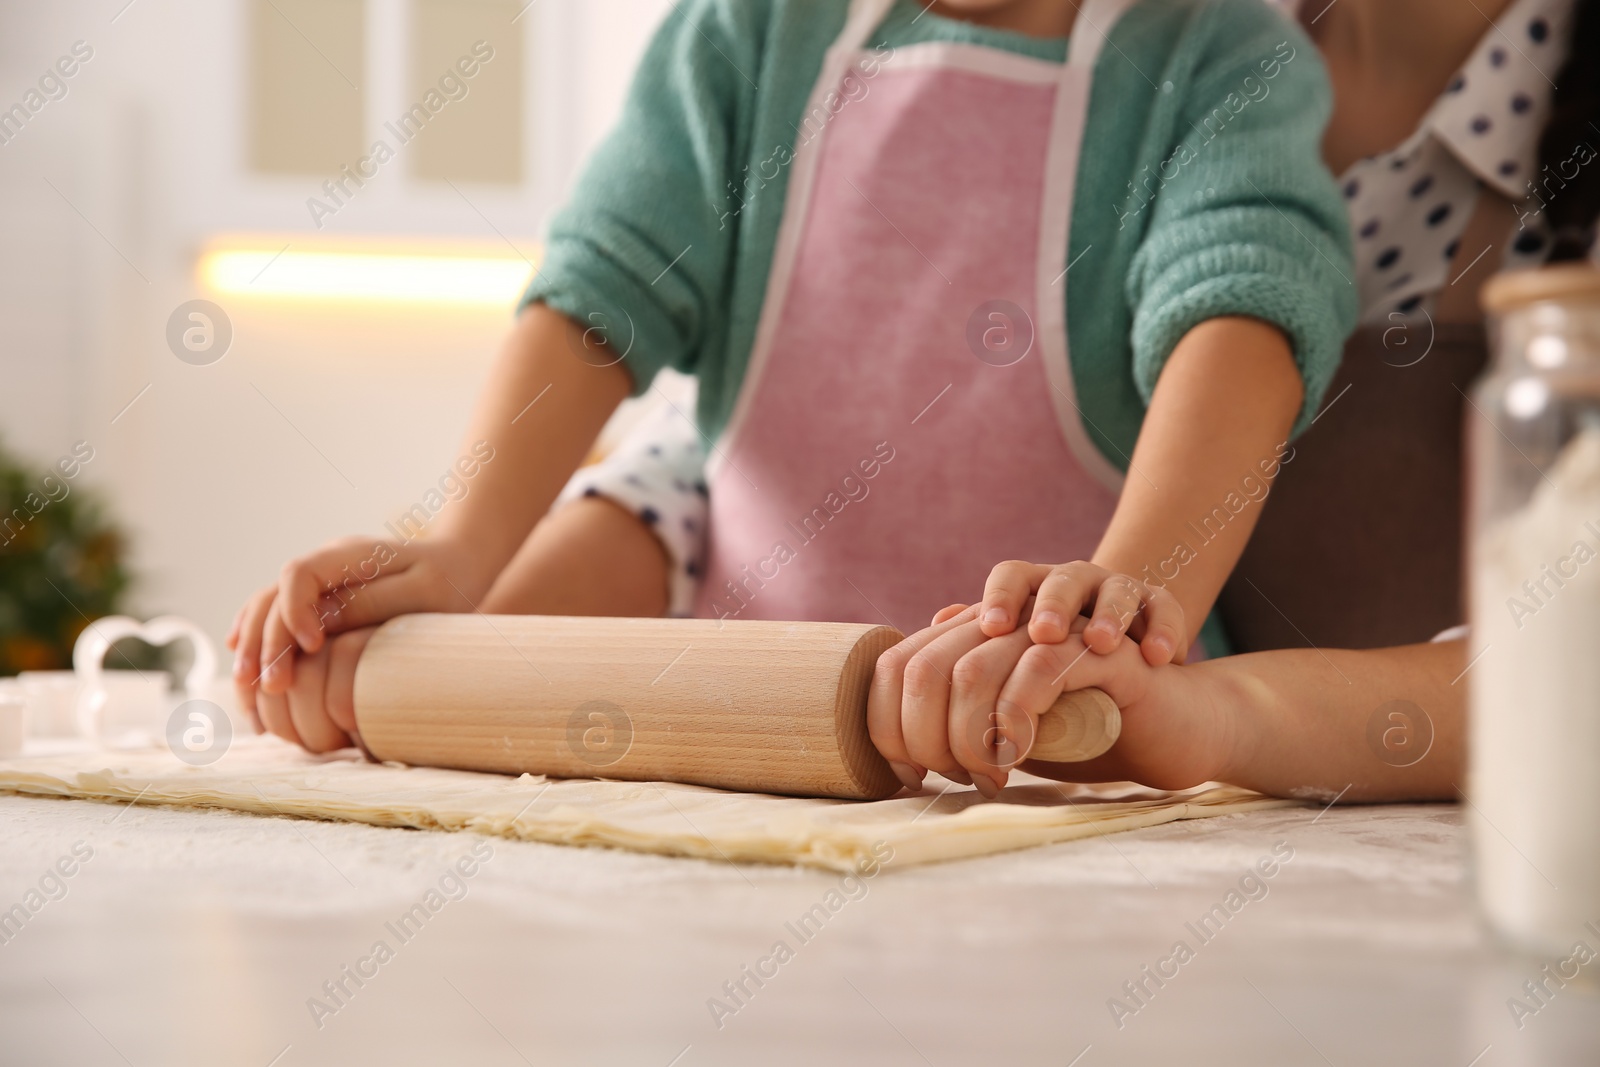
top-left (1469, 265), bottom-right (1600, 954)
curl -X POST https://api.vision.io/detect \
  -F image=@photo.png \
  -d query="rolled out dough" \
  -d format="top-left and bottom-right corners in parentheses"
top-left (0, 738), bottom-right (1298, 871)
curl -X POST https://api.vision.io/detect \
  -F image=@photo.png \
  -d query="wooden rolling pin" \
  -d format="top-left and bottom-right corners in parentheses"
top-left (353, 614), bottom-right (1122, 801)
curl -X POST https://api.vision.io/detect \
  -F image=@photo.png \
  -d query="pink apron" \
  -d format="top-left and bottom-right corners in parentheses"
top-left (694, 0), bottom-right (1134, 633)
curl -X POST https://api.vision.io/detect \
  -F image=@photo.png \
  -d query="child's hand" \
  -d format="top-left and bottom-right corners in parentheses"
top-left (247, 627), bottom-right (376, 753)
top-left (974, 560), bottom-right (1186, 665)
top-left (227, 536), bottom-right (481, 719)
top-left (869, 601), bottom-right (1231, 797)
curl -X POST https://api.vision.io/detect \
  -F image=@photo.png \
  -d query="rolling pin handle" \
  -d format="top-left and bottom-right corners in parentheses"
top-left (1027, 687), bottom-right (1122, 763)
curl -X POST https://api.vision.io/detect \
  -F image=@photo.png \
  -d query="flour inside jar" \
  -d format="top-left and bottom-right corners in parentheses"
top-left (1470, 426), bottom-right (1600, 952)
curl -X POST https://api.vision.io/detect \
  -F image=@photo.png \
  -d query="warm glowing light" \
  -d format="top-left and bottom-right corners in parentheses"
top-left (200, 247), bottom-right (537, 305)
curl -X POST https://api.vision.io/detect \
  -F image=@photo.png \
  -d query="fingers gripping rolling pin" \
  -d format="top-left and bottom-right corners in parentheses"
top-left (353, 615), bottom-right (1122, 801)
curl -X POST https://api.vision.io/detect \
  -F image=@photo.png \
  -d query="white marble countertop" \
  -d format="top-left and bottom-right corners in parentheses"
top-left (1, 786), bottom-right (1596, 1065)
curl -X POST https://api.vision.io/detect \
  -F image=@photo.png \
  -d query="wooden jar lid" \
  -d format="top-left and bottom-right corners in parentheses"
top-left (1482, 264), bottom-right (1600, 314)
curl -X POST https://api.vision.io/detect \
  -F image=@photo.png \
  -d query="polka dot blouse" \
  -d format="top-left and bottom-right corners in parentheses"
top-left (1330, 0), bottom-right (1577, 324)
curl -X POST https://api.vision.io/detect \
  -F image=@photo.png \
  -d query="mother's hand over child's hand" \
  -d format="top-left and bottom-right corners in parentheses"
top-left (869, 600), bottom-right (1233, 798)
top-left (226, 535), bottom-right (484, 726)
top-left (975, 560), bottom-right (1187, 665)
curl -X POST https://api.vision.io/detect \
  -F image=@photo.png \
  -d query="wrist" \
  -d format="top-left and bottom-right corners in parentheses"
top-left (412, 531), bottom-right (502, 606)
top-left (1201, 659), bottom-right (1267, 789)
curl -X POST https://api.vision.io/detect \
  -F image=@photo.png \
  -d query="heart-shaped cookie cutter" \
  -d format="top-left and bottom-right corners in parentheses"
top-left (72, 615), bottom-right (217, 745)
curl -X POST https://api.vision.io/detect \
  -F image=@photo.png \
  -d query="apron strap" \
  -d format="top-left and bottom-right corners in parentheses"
top-left (838, 0), bottom-right (898, 55)
top-left (1037, 0), bottom-right (1142, 494)
top-left (713, 0), bottom-right (894, 477)
top-left (1066, 0), bottom-right (1141, 70)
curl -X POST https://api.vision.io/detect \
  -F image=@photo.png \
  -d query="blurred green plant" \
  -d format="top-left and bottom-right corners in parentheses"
top-left (0, 438), bottom-right (133, 675)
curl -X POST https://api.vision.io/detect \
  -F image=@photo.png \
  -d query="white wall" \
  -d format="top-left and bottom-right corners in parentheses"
top-left (0, 0), bottom-right (670, 649)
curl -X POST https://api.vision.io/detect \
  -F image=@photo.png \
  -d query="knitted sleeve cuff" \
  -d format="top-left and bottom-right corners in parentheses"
top-left (1130, 239), bottom-right (1355, 437)
top-left (522, 239), bottom-right (691, 398)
